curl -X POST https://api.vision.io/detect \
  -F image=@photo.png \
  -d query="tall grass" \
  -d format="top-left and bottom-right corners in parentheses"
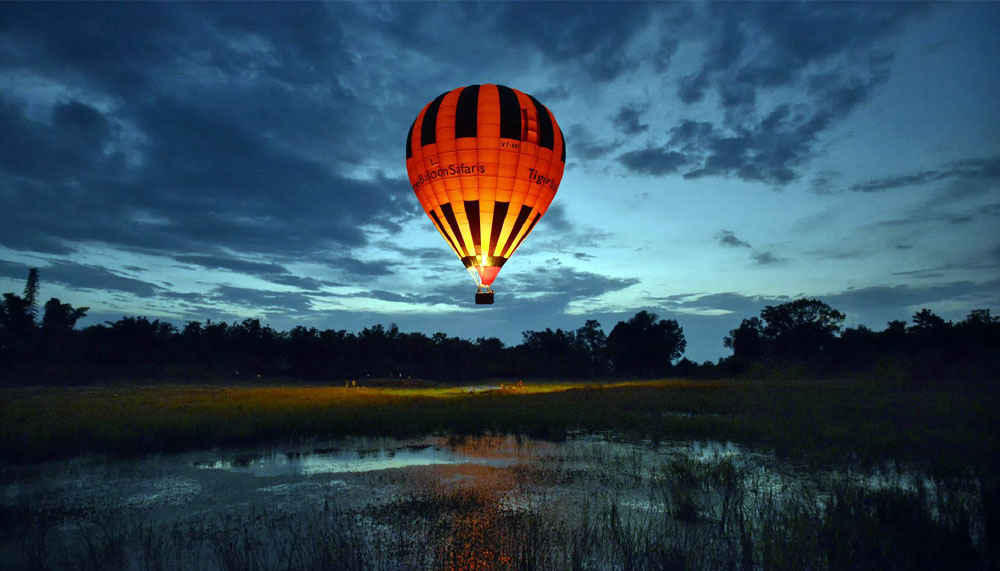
top-left (3, 451), bottom-right (993, 570)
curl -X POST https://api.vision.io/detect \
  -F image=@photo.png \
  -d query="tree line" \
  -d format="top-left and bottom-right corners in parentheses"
top-left (1, 269), bottom-right (996, 384)
top-left (0, 269), bottom-right (686, 383)
top-left (717, 298), bottom-right (999, 381)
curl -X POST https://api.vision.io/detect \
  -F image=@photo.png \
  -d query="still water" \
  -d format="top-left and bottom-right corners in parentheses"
top-left (0, 433), bottom-right (983, 570)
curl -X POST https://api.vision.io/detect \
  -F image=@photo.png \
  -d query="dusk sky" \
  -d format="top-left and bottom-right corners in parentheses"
top-left (1, 2), bottom-right (998, 363)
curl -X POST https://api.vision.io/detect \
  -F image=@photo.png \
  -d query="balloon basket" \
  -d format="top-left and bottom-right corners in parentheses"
top-left (475, 285), bottom-right (494, 305)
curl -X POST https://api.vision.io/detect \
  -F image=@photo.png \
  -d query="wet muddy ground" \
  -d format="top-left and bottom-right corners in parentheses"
top-left (0, 433), bottom-right (987, 570)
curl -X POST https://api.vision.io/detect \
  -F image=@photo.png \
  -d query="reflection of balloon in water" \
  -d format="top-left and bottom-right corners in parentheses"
top-left (405, 84), bottom-right (566, 304)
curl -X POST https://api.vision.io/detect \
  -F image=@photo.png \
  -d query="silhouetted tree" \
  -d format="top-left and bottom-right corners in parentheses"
top-left (912, 308), bottom-right (948, 332)
top-left (909, 308), bottom-right (951, 357)
top-left (576, 319), bottom-right (610, 376)
top-left (723, 317), bottom-right (766, 361)
top-left (674, 357), bottom-right (695, 377)
top-left (41, 298), bottom-right (89, 332)
top-left (759, 298), bottom-right (845, 360)
top-left (473, 337), bottom-right (508, 378)
top-left (37, 298), bottom-right (88, 364)
top-left (0, 269), bottom-right (41, 367)
top-left (91, 317), bottom-right (176, 375)
top-left (519, 328), bottom-right (586, 377)
top-left (837, 324), bottom-right (880, 368)
top-left (0, 294), bottom-right (32, 337)
top-left (882, 319), bottom-right (908, 353)
top-left (955, 309), bottom-right (999, 347)
top-left (23, 268), bottom-right (39, 324)
top-left (606, 311), bottom-right (686, 377)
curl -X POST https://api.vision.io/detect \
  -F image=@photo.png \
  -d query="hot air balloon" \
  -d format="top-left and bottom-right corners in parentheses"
top-left (405, 84), bottom-right (566, 304)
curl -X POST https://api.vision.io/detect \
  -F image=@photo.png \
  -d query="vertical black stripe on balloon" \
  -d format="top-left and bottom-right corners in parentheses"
top-left (454, 85), bottom-right (480, 139)
top-left (430, 210), bottom-right (459, 255)
top-left (439, 202), bottom-right (469, 256)
top-left (528, 95), bottom-right (554, 150)
top-left (420, 92), bottom-right (448, 146)
top-left (558, 124), bottom-right (566, 162)
top-left (500, 205), bottom-right (533, 256)
top-left (488, 202), bottom-right (510, 257)
top-left (464, 200), bottom-right (481, 253)
top-left (509, 212), bottom-right (541, 255)
top-left (496, 85), bottom-right (522, 140)
top-left (405, 119), bottom-right (415, 159)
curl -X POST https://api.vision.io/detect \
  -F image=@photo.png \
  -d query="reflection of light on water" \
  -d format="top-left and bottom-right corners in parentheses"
top-left (196, 444), bottom-right (516, 477)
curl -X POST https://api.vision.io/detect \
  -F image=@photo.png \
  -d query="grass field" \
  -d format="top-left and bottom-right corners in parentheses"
top-left (2, 377), bottom-right (998, 570)
top-left (2, 377), bottom-right (996, 475)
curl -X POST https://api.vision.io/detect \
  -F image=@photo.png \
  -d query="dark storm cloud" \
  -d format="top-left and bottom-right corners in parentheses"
top-left (506, 266), bottom-right (639, 301)
top-left (493, 3), bottom-right (653, 81)
top-left (0, 3), bottom-right (421, 262)
top-left (350, 290), bottom-right (412, 304)
top-left (0, 3), bottom-right (174, 97)
top-left (541, 203), bottom-right (573, 234)
top-left (716, 230), bottom-right (751, 248)
top-left (653, 37), bottom-right (681, 73)
top-left (0, 260), bottom-right (32, 283)
top-left (849, 155), bottom-right (1000, 193)
top-left (680, 3), bottom-right (924, 108)
top-left (343, 288), bottom-right (472, 308)
top-left (611, 104), bottom-right (649, 136)
top-left (211, 285), bottom-right (314, 313)
top-left (805, 247), bottom-right (867, 261)
top-left (532, 86), bottom-right (571, 103)
top-left (566, 124), bottom-right (620, 160)
top-left (0, 259), bottom-right (160, 298)
top-left (372, 241), bottom-right (456, 272)
top-left (329, 257), bottom-right (394, 278)
top-left (825, 281), bottom-right (1000, 314)
top-left (751, 251), bottom-right (784, 265)
top-left (264, 274), bottom-right (335, 291)
top-left (618, 148), bottom-right (688, 176)
top-left (870, 193), bottom-right (1000, 230)
top-left (677, 70), bottom-right (711, 104)
top-left (810, 170), bottom-right (841, 194)
top-left (631, 78), bottom-right (885, 184)
top-left (173, 255), bottom-right (286, 276)
top-left (890, 252), bottom-right (1000, 280)
top-left (158, 290), bottom-right (207, 303)
top-left (573, 252), bottom-right (595, 261)
top-left (654, 291), bottom-right (789, 316)
top-left (619, 3), bottom-right (924, 185)
top-left (0, 97), bottom-right (117, 182)
top-left (172, 254), bottom-right (341, 291)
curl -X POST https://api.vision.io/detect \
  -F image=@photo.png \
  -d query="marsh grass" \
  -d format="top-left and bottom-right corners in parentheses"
top-left (5, 452), bottom-right (990, 570)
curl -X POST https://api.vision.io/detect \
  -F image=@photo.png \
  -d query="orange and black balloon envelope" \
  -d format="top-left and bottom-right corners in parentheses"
top-left (405, 84), bottom-right (566, 302)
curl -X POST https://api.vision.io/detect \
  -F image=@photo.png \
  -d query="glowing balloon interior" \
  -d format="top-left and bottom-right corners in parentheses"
top-left (405, 84), bottom-right (566, 304)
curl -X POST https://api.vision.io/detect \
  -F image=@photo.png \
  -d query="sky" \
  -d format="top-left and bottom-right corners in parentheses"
top-left (1, 2), bottom-right (998, 363)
